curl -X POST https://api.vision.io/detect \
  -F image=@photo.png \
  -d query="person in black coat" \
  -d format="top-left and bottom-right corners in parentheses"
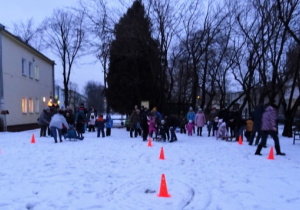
top-left (249, 103), bottom-right (264, 146)
top-left (167, 114), bottom-right (180, 142)
top-left (228, 109), bottom-right (239, 138)
top-left (140, 107), bottom-right (149, 141)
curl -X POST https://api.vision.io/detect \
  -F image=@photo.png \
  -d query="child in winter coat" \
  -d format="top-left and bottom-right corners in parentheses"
top-left (156, 120), bottom-right (167, 141)
top-left (217, 119), bottom-right (227, 140)
top-left (213, 116), bottom-right (219, 137)
top-left (95, 114), bottom-right (106, 138)
top-left (245, 118), bottom-right (253, 142)
top-left (186, 120), bottom-right (194, 136)
top-left (88, 112), bottom-right (96, 132)
top-left (64, 125), bottom-right (84, 140)
top-left (148, 114), bottom-right (157, 138)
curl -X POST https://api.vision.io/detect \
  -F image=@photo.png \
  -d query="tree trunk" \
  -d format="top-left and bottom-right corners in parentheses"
top-left (282, 116), bottom-right (293, 137)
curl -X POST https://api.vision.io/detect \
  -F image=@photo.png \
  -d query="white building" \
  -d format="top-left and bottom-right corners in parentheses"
top-left (0, 24), bottom-right (55, 131)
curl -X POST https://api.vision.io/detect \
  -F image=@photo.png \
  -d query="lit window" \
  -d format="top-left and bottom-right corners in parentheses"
top-left (35, 98), bottom-right (39, 113)
top-left (29, 62), bottom-right (33, 78)
top-left (28, 98), bottom-right (34, 113)
top-left (22, 97), bottom-right (27, 113)
top-left (35, 65), bottom-right (39, 80)
top-left (22, 58), bottom-right (26, 76)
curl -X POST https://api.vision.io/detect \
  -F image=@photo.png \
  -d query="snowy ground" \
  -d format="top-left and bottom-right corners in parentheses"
top-left (0, 125), bottom-right (300, 210)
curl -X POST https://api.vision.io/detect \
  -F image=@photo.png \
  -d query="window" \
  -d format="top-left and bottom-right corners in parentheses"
top-left (35, 98), bottom-right (39, 113)
top-left (22, 97), bottom-right (27, 113)
top-left (22, 58), bottom-right (26, 76)
top-left (28, 98), bottom-right (34, 113)
top-left (29, 62), bottom-right (33, 78)
top-left (35, 65), bottom-right (39, 80)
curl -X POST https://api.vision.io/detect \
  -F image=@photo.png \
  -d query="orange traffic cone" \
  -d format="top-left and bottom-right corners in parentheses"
top-left (268, 146), bottom-right (274, 160)
top-left (31, 134), bottom-right (35, 144)
top-left (238, 135), bottom-right (242, 145)
top-left (158, 174), bottom-right (170, 197)
top-left (159, 147), bottom-right (165, 160)
top-left (148, 137), bottom-right (152, 147)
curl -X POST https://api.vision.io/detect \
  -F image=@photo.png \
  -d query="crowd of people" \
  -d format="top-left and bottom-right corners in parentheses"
top-left (37, 102), bottom-right (286, 155)
top-left (126, 106), bottom-right (180, 142)
top-left (179, 104), bottom-right (285, 156)
top-left (37, 103), bottom-right (113, 143)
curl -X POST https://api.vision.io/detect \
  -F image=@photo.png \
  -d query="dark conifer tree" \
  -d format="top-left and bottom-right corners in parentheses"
top-left (106, 0), bottom-right (161, 114)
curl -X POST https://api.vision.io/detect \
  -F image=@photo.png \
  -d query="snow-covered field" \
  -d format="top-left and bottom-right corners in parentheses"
top-left (0, 125), bottom-right (299, 210)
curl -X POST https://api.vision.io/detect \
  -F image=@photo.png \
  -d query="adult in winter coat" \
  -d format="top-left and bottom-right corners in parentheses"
top-left (140, 107), bottom-right (149, 141)
top-left (49, 110), bottom-right (69, 143)
top-left (249, 103), bottom-right (264, 146)
top-left (129, 109), bottom-right (141, 138)
top-left (105, 114), bottom-right (113, 136)
top-left (194, 108), bottom-right (206, 136)
top-left (38, 107), bottom-right (51, 137)
top-left (207, 107), bottom-right (218, 136)
top-left (75, 106), bottom-right (87, 139)
top-left (65, 107), bottom-right (75, 125)
top-left (255, 104), bottom-right (285, 156)
top-left (228, 109), bottom-right (239, 138)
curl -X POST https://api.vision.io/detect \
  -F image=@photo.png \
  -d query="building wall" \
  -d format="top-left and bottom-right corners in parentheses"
top-left (1, 30), bottom-right (54, 128)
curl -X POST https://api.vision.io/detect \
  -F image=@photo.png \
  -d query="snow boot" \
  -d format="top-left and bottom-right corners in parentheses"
top-left (275, 145), bottom-right (286, 156)
top-left (255, 145), bottom-right (263, 155)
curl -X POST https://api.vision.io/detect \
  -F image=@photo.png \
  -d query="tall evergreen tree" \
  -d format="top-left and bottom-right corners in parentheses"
top-left (106, 0), bottom-right (161, 114)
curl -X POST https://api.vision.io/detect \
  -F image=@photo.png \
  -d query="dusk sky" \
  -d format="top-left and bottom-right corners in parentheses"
top-left (0, 0), bottom-right (106, 93)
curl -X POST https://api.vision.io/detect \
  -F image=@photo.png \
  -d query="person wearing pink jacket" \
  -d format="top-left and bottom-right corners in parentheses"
top-left (255, 104), bottom-right (285, 156)
top-left (194, 109), bottom-right (206, 136)
top-left (186, 120), bottom-right (194, 136)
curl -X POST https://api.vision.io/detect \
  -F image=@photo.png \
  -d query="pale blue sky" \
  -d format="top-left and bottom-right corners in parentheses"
top-left (0, 0), bottom-right (104, 93)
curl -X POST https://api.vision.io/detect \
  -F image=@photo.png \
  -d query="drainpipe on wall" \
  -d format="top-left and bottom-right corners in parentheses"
top-left (52, 62), bottom-right (55, 107)
top-left (0, 24), bottom-right (7, 131)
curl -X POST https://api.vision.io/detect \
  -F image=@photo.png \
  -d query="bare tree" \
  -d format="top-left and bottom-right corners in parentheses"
top-left (79, 0), bottom-right (115, 113)
top-left (13, 18), bottom-right (44, 51)
top-left (41, 9), bottom-right (87, 107)
top-left (276, 0), bottom-right (300, 136)
top-left (146, 0), bottom-right (185, 107)
top-left (180, 0), bottom-right (204, 108)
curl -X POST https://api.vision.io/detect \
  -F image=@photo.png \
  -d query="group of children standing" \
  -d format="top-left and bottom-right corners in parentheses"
top-left (182, 106), bottom-right (254, 142)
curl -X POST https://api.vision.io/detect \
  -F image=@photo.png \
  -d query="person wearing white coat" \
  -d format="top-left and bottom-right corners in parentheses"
top-left (49, 110), bottom-right (69, 143)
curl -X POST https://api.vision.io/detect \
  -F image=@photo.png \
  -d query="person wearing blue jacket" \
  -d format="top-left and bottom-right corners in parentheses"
top-left (187, 107), bottom-right (195, 133)
top-left (105, 114), bottom-right (113, 136)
